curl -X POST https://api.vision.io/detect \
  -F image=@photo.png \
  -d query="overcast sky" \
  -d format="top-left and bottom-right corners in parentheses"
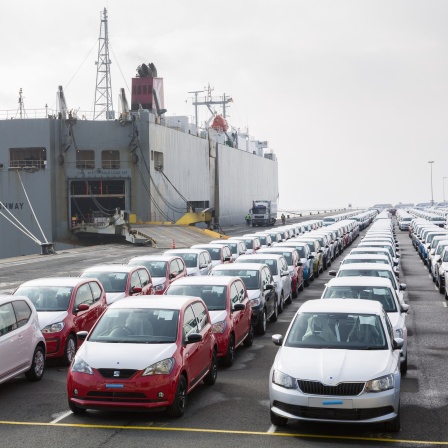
top-left (1, 0), bottom-right (447, 211)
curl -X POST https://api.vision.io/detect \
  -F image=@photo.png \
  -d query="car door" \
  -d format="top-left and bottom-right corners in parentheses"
top-left (182, 304), bottom-right (203, 386)
top-left (129, 270), bottom-right (143, 296)
top-left (137, 268), bottom-right (153, 294)
top-left (88, 281), bottom-right (106, 319)
top-left (233, 279), bottom-right (251, 345)
top-left (0, 301), bottom-right (24, 378)
top-left (262, 267), bottom-right (275, 318)
top-left (198, 252), bottom-right (209, 276)
top-left (72, 283), bottom-right (96, 332)
top-left (279, 256), bottom-right (292, 299)
top-left (191, 301), bottom-right (212, 377)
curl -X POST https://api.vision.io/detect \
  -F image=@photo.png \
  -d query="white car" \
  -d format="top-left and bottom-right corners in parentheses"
top-left (209, 239), bottom-right (247, 261)
top-left (269, 299), bottom-right (402, 432)
top-left (163, 248), bottom-right (213, 276)
top-left (321, 277), bottom-right (409, 373)
top-left (236, 253), bottom-right (292, 313)
top-left (0, 295), bottom-right (46, 384)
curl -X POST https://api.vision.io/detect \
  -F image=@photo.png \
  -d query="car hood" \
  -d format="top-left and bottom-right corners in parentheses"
top-left (387, 312), bottom-right (403, 331)
top-left (79, 341), bottom-right (177, 370)
top-left (208, 310), bottom-right (227, 324)
top-left (106, 292), bottom-right (126, 305)
top-left (247, 289), bottom-right (261, 300)
top-left (38, 311), bottom-right (68, 329)
top-left (275, 347), bottom-right (394, 383)
top-left (152, 277), bottom-right (166, 286)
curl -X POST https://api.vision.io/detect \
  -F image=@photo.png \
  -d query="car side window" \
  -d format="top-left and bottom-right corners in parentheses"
top-left (192, 301), bottom-right (208, 331)
top-left (384, 312), bottom-right (395, 343)
top-left (230, 283), bottom-right (239, 305)
top-left (12, 300), bottom-right (32, 328)
top-left (235, 280), bottom-right (246, 303)
top-left (0, 302), bottom-right (17, 335)
top-left (261, 268), bottom-right (268, 287)
top-left (138, 269), bottom-right (151, 287)
top-left (89, 281), bottom-right (102, 302)
top-left (75, 284), bottom-right (94, 307)
top-left (170, 260), bottom-right (179, 277)
top-left (183, 305), bottom-right (198, 337)
top-left (130, 271), bottom-right (142, 290)
top-left (177, 258), bottom-right (186, 273)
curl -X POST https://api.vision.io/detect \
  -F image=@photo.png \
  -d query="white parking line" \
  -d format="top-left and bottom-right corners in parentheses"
top-left (443, 302), bottom-right (447, 308)
top-left (50, 410), bottom-right (72, 424)
top-left (267, 424), bottom-right (276, 433)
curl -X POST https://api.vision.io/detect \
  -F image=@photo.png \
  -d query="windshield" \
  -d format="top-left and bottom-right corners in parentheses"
top-left (211, 269), bottom-right (259, 289)
top-left (323, 286), bottom-right (397, 312)
top-left (436, 244), bottom-right (448, 256)
top-left (285, 312), bottom-right (386, 349)
top-left (344, 259), bottom-right (388, 265)
top-left (171, 253), bottom-right (197, 268)
top-left (241, 258), bottom-right (278, 275)
top-left (227, 243), bottom-right (238, 254)
top-left (258, 236), bottom-right (268, 245)
top-left (88, 308), bottom-right (179, 343)
top-left (81, 271), bottom-right (129, 292)
top-left (268, 251), bottom-right (292, 264)
top-left (14, 286), bottom-right (74, 311)
top-left (167, 285), bottom-right (226, 310)
top-left (205, 247), bottom-right (222, 260)
top-left (338, 270), bottom-right (397, 289)
top-left (128, 260), bottom-right (166, 278)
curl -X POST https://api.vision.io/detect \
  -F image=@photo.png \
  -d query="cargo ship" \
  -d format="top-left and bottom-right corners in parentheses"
top-left (0, 9), bottom-right (278, 259)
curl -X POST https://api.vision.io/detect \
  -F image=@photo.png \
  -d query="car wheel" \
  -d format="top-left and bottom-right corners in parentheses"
top-left (384, 404), bottom-right (401, 432)
top-left (63, 335), bottom-right (77, 366)
top-left (299, 278), bottom-right (304, 292)
top-left (315, 268), bottom-right (319, 279)
top-left (270, 410), bottom-right (288, 427)
top-left (292, 281), bottom-right (299, 299)
top-left (270, 299), bottom-right (279, 322)
top-left (256, 308), bottom-right (267, 335)
top-left (277, 293), bottom-right (284, 314)
top-left (25, 345), bottom-right (45, 381)
top-left (400, 355), bottom-right (408, 375)
top-left (439, 279), bottom-right (445, 294)
top-left (69, 400), bottom-right (87, 415)
top-left (223, 334), bottom-right (235, 367)
top-left (203, 350), bottom-right (218, 385)
top-left (243, 325), bottom-right (254, 347)
top-left (168, 375), bottom-right (187, 417)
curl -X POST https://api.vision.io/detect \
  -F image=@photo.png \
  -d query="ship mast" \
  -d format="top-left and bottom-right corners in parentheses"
top-left (16, 88), bottom-right (27, 119)
top-left (93, 8), bottom-right (114, 120)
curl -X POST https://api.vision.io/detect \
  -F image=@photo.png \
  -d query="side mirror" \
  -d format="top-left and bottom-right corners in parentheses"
top-left (265, 284), bottom-right (274, 291)
top-left (77, 303), bottom-right (90, 311)
top-left (272, 334), bottom-right (283, 346)
top-left (76, 331), bottom-right (88, 341)
top-left (170, 273), bottom-right (177, 279)
top-left (297, 261), bottom-right (303, 267)
top-left (399, 283), bottom-right (407, 291)
top-left (393, 337), bottom-right (404, 349)
top-left (233, 303), bottom-right (245, 312)
top-left (328, 270), bottom-right (337, 276)
top-left (400, 303), bottom-right (410, 313)
top-left (186, 333), bottom-right (202, 344)
top-left (132, 286), bottom-right (142, 293)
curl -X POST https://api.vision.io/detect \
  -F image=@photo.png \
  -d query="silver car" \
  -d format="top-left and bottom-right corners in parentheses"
top-left (269, 299), bottom-right (402, 432)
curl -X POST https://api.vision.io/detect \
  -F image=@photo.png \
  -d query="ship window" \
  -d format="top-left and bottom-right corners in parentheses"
top-left (102, 150), bottom-right (120, 169)
top-left (151, 151), bottom-right (163, 171)
top-left (76, 150), bottom-right (95, 169)
top-left (9, 147), bottom-right (46, 170)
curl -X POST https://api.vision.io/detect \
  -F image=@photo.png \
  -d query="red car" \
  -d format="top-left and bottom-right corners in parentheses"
top-left (79, 264), bottom-right (154, 305)
top-left (67, 296), bottom-right (218, 417)
top-left (13, 277), bottom-right (107, 365)
top-left (165, 276), bottom-right (253, 366)
top-left (257, 247), bottom-right (304, 299)
top-left (127, 255), bottom-right (187, 294)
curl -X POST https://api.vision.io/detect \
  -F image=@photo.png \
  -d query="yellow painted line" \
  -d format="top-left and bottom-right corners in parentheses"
top-left (0, 420), bottom-right (448, 444)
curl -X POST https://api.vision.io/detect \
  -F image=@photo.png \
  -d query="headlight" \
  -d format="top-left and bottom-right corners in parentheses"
top-left (142, 358), bottom-right (174, 376)
top-left (42, 322), bottom-right (65, 333)
top-left (272, 369), bottom-right (298, 389)
top-left (249, 297), bottom-right (261, 307)
top-left (395, 328), bottom-right (403, 338)
top-left (212, 320), bottom-right (226, 333)
top-left (71, 356), bottom-right (93, 374)
top-left (154, 283), bottom-right (166, 292)
top-left (365, 374), bottom-right (394, 392)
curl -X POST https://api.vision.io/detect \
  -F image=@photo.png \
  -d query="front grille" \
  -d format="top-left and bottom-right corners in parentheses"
top-left (273, 401), bottom-right (394, 421)
top-left (298, 380), bottom-right (365, 396)
top-left (85, 391), bottom-right (153, 403)
top-left (98, 369), bottom-right (137, 379)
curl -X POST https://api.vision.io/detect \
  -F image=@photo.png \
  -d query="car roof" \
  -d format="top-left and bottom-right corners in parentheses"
top-left (212, 262), bottom-right (265, 271)
top-left (325, 277), bottom-right (393, 287)
top-left (18, 277), bottom-right (97, 287)
top-left (108, 295), bottom-right (201, 310)
top-left (343, 254), bottom-right (390, 260)
top-left (0, 294), bottom-right (34, 307)
top-left (191, 244), bottom-right (227, 249)
top-left (237, 254), bottom-right (284, 261)
top-left (169, 276), bottom-right (239, 286)
top-left (129, 255), bottom-right (180, 262)
top-left (299, 298), bottom-right (383, 315)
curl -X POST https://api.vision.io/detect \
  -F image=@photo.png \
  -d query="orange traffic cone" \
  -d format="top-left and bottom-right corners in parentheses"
top-left (172, 239), bottom-right (176, 249)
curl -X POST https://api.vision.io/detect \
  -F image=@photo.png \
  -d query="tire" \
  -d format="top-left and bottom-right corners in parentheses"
top-left (167, 375), bottom-right (187, 417)
top-left (299, 278), bottom-right (304, 292)
top-left (256, 309), bottom-right (267, 335)
top-left (315, 268), bottom-right (319, 279)
top-left (25, 345), bottom-right (45, 381)
top-left (270, 300), bottom-right (279, 322)
top-left (439, 279), bottom-right (444, 294)
top-left (277, 293), bottom-right (284, 314)
top-left (69, 400), bottom-right (87, 415)
top-left (384, 404), bottom-right (401, 432)
top-left (400, 355), bottom-right (408, 375)
top-left (203, 350), bottom-right (218, 385)
top-left (222, 334), bottom-right (235, 367)
top-left (292, 280), bottom-right (299, 299)
top-left (270, 410), bottom-right (288, 427)
top-left (243, 326), bottom-right (254, 347)
top-left (63, 335), bottom-right (77, 366)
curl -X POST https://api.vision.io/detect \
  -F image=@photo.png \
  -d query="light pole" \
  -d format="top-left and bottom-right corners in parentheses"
top-left (444, 177), bottom-right (447, 202)
top-left (428, 161), bottom-right (434, 205)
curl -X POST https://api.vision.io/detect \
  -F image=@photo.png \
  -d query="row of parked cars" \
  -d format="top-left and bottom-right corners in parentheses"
top-left (269, 213), bottom-right (407, 432)
top-left (0, 215), bottom-right (362, 418)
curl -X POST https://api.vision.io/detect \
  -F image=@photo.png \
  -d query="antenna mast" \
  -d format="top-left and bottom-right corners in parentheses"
top-left (93, 8), bottom-right (114, 120)
top-left (16, 88), bottom-right (27, 119)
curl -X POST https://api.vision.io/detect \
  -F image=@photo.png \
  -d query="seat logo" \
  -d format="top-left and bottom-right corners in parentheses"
top-left (113, 371), bottom-right (120, 377)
